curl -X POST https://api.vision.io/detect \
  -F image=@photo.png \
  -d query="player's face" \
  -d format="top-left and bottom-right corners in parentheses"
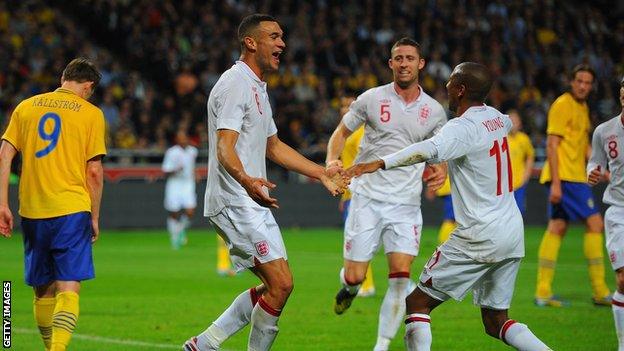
top-left (255, 21), bottom-right (285, 72)
top-left (340, 96), bottom-right (355, 116)
top-left (388, 45), bottom-right (425, 89)
top-left (509, 111), bottom-right (522, 133)
top-left (570, 71), bottom-right (593, 101)
top-left (176, 132), bottom-right (189, 147)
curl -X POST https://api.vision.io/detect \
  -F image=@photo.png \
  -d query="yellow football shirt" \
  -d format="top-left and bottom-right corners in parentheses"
top-left (2, 88), bottom-right (106, 218)
top-left (539, 92), bottom-right (590, 183)
top-left (435, 176), bottom-right (452, 197)
top-left (340, 126), bottom-right (364, 201)
top-left (508, 131), bottom-right (534, 189)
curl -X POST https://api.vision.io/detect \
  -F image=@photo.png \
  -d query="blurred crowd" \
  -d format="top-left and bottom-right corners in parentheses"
top-left (1, 0), bottom-right (623, 164)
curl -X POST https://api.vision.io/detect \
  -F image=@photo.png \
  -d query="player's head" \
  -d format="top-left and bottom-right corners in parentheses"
top-left (175, 129), bottom-right (189, 147)
top-left (388, 37), bottom-right (424, 89)
top-left (507, 109), bottom-right (522, 133)
top-left (238, 14), bottom-right (285, 73)
top-left (61, 58), bottom-right (101, 99)
top-left (446, 62), bottom-right (493, 114)
top-left (569, 64), bottom-right (594, 101)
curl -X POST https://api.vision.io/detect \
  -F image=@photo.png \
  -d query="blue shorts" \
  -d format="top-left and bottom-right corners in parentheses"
top-left (513, 184), bottom-right (527, 216)
top-left (342, 199), bottom-right (351, 224)
top-left (22, 212), bottom-right (94, 287)
top-left (442, 195), bottom-right (455, 221)
top-left (546, 182), bottom-right (599, 222)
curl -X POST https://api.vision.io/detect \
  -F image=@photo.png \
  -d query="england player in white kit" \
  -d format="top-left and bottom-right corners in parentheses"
top-left (183, 14), bottom-right (347, 351)
top-left (349, 62), bottom-right (551, 351)
top-left (162, 130), bottom-right (197, 249)
top-left (588, 76), bottom-right (624, 351)
top-left (326, 37), bottom-right (447, 351)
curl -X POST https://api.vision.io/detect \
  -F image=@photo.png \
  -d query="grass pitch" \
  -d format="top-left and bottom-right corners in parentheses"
top-left (0, 226), bottom-right (616, 350)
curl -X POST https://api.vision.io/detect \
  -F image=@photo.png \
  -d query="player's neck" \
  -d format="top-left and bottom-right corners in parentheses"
top-left (240, 55), bottom-right (264, 81)
top-left (456, 102), bottom-right (484, 116)
top-left (620, 111), bottom-right (624, 126)
top-left (60, 81), bottom-right (87, 99)
top-left (393, 82), bottom-right (421, 104)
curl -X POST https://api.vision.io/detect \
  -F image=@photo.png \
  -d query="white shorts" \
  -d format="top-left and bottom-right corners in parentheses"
top-left (208, 206), bottom-right (287, 272)
top-left (164, 184), bottom-right (196, 212)
top-left (418, 243), bottom-right (520, 310)
top-left (343, 193), bottom-right (422, 261)
top-left (605, 205), bottom-right (624, 270)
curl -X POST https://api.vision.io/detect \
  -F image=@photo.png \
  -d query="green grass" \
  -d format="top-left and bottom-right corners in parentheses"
top-left (0, 226), bottom-right (617, 350)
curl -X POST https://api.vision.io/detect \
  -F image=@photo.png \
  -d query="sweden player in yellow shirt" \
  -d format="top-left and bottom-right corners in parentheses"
top-left (0, 58), bottom-right (106, 350)
top-left (507, 109), bottom-right (535, 216)
top-left (536, 64), bottom-right (611, 307)
top-left (337, 94), bottom-right (376, 297)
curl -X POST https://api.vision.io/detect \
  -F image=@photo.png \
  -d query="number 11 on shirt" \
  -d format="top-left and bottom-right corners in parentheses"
top-left (489, 137), bottom-right (513, 196)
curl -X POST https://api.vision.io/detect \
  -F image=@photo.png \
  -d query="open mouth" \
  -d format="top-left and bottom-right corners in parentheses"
top-left (272, 51), bottom-right (282, 62)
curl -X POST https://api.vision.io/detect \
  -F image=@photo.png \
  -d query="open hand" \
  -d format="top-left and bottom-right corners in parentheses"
top-left (347, 160), bottom-right (385, 178)
top-left (0, 205), bottom-right (13, 237)
top-left (241, 176), bottom-right (279, 208)
top-left (423, 163), bottom-right (447, 192)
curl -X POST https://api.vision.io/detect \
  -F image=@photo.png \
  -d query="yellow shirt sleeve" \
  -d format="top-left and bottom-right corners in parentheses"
top-left (86, 110), bottom-right (107, 160)
top-left (2, 102), bottom-right (23, 150)
top-left (546, 98), bottom-right (570, 137)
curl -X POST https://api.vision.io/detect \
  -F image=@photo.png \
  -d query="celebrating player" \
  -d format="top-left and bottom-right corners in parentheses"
top-left (587, 76), bottom-right (624, 350)
top-left (326, 37), bottom-right (447, 350)
top-left (0, 58), bottom-right (105, 351)
top-left (183, 14), bottom-right (347, 351)
top-left (535, 64), bottom-right (611, 307)
top-left (348, 62), bottom-right (551, 351)
top-left (162, 129), bottom-right (198, 249)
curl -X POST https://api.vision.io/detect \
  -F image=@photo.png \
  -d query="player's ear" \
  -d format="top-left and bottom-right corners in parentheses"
top-left (244, 36), bottom-right (257, 52)
top-left (388, 58), bottom-right (393, 69)
top-left (418, 58), bottom-right (425, 70)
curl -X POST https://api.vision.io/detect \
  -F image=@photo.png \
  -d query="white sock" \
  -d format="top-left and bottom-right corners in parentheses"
top-left (340, 267), bottom-right (361, 294)
top-left (375, 274), bottom-right (410, 350)
top-left (196, 287), bottom-right (259, 349)
top-left (613, 291), bottom-right (624, 351)
top-left (404, 313), bottom-right (432, 351)
top-left (500, 320), bottom-right (552, 351)
top-left (248, 297), bottom-right (280, 351)
top-left (166, 217), bottom-right (181, 247)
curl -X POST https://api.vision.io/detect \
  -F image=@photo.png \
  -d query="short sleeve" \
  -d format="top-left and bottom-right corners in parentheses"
top-left (546, 99), bottom-right (569, 137)
top-left (86, 109), bottom-right (107, 160)
top-left (214, 83), bottom-right (248, 133)
top-left (523, 133), bottom-right (535, 159)
top-left (267, 116), bottom-right (278, 138)
top-left (162, 148), bottom-right (178, 172)
top-left (342, 91), bottom-right (370, 132)
top-left (587, 125), bottom-right (607, 175)
top-left (2, 102), bottom-right (23, 151)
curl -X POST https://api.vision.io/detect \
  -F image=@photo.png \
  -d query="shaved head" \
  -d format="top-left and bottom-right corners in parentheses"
top-left (451, 62), bottom-right (493, 102)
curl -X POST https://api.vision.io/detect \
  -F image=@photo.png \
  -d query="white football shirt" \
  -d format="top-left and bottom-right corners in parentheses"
top-left (382, 105), bottom-right (524, 262)
top-left (204, 61), bottom-right (278, 216)
top-left (343, 83), bottom-right (446, 206)
top-left (587, 114), bottom-right (624, 207)
top-left (162, 144), bottom-right (197, 190)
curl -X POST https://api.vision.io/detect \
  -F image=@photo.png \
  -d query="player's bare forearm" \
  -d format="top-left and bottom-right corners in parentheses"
top-left (0, 141), bottom-right (16, 236)
top-left (546, 135), bottom-right (562, 184)
top-left (523, 157), bottom-right (535, 185)
top-left (326, 122), bottom-right (352, 167)
top-left (267, 135), bottom-right (325, 179)
top-left (86, 157), bottom-right (104, 221)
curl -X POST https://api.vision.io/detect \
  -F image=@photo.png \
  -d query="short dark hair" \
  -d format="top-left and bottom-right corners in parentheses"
top-left (238, 13), bottom-right (278, 50)
top-left (390, 37), bottom-right (422, 57)
top-left (452, 62), bottom-right (493, 102)
top-left (571, 64), bottom-right (595, 81)
top-left (62, 58), bottom-right (101, 87)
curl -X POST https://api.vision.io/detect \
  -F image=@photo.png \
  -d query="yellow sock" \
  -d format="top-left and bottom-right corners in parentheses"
top-left (584, 232), bottom-right (611, 299)
top-left (34, 296), bottom-right (55, 350)
top-left (51, 291), bottom-right (79, 351)
top-left (361, 264), bottom-right (375, 291)
top-left (217, 235), bottom-right (231, 272)
top-left (536, 231), bottom-right (562, 299)
top-left (437, 220), bottom-right (457, 244)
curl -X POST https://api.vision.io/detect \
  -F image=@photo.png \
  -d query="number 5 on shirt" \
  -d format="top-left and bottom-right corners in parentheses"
top-left (35, 112), bottom-right (61, 158)
top-left (380, 103), bottom-right (391, 123)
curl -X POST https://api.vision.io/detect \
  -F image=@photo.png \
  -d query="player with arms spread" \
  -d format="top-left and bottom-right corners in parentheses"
top-left (0, 58), bottom-right (105, 351)
top-left (349, 62), bottom-right (551, 351)
top-left (183, 14), bottom-right (347, 351)
top-left (587, 76), bottom-right (624, 351)
top-left (326, 37), bottom-right (447, 351)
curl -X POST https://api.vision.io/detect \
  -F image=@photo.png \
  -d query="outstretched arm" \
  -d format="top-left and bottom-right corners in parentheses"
top-left (218, 129), bottom-right (279, 208)
top-left (0, 141), bottom-right (17, 237)
top-left (325, 122), bottom-right (353, 168)
top-left (347, 139), bottom-right (438, 177)
top-left (267, 134), bottom-right (347, 196)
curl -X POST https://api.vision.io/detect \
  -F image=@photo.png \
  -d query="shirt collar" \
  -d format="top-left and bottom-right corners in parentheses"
top-left (235, 61), bottom-right (267, 90)
top-left (389, 83), bottom-right (423, 104)
top-left (55, 87), bottom-right (77, 96)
